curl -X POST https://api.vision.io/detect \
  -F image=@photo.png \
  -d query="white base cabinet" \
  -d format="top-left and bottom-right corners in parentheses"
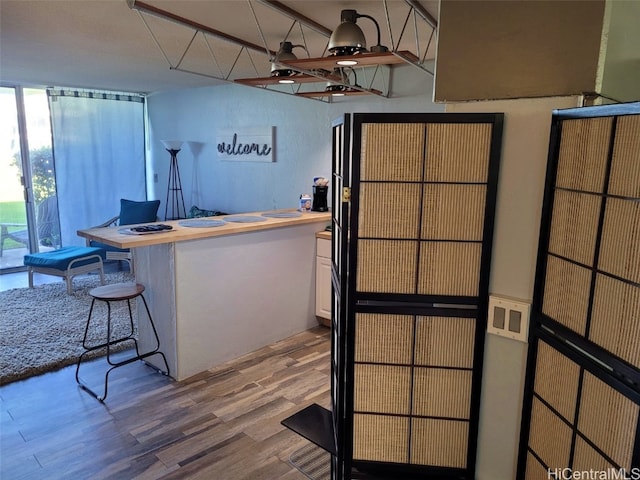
top-left (315, 236), bottom-right (331, 325)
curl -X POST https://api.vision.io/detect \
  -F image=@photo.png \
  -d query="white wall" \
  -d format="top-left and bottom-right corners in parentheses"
top-left (147, 85), bottom-right (332, 215)
top-left (447, 96), bottom-right (582, 480)
top-left (146, 64), bottom-right (440, 216)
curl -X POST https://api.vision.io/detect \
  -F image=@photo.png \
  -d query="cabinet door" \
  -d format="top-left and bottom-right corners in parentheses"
top-left (316, 255), bottom-right (332, 319)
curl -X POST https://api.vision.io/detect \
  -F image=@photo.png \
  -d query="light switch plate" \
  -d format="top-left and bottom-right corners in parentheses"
top-left (487, 295), bottom-right (530, 343)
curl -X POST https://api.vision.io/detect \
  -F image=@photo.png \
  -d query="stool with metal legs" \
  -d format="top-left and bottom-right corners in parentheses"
top-left (75, 282), bottom-right (169, 401)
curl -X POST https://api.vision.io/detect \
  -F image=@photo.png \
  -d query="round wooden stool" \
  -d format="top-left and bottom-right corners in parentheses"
top-left (75, 282), bottom-right (169, 401)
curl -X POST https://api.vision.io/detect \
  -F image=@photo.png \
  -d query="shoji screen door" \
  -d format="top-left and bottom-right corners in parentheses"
top-left (331, 113), bottom-right (503, 479)
top-left (518, 104), bottom-right (640, 479)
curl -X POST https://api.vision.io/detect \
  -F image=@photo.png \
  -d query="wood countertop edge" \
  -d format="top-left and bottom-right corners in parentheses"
top-left (77, 210), bottom-right (331, 249)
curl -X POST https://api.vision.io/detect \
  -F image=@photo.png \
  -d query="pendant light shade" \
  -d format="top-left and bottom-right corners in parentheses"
top-left (161, 140), bottom-right (183, 151)
top-left (271, 41), bottom-right (303, 77)
top-left (328, 9), bottom-right (388, 56)
top-left (328, 10), bottom-right (366, 55)
top-left (325, 67), bottom-right (359, 96)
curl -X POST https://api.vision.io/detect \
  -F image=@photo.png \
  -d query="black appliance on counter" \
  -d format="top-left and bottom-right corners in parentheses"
top-left (312, 185), bottom-right (329, 212)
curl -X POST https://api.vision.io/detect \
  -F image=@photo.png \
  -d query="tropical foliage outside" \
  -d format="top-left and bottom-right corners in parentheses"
top-left (1, 146), bottom-right (58, 250)
top-left (14, 146), bottom-right (57, 204)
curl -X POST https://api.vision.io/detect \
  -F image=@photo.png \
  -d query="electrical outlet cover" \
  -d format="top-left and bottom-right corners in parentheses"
top-left (487, 295), bottom-right (530, 343)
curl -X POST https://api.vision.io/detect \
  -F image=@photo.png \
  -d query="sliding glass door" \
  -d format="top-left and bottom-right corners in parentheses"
top-left (0, 86), bottom-right (59, 272)
top-left (1, 85), bottom-right (146, 272)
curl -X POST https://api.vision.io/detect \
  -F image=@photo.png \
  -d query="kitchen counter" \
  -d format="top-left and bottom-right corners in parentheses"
top-left (78, 209), bottom-right (331, 249)
top-left (78, 209), bottom-right (331, 380)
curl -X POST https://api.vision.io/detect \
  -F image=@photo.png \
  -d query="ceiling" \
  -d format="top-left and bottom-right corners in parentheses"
top-left (0, 0), bottom-right (439, 95)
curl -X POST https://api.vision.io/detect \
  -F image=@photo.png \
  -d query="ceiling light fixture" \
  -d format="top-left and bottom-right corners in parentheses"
top-left (270, 41), bottom-right (306, 77)
top-left (325, 84), bottom-right (347, 95)
top-left (328, 9), bottom-right (388, 56)
top-left (325, 67), bottom-right (359, 96)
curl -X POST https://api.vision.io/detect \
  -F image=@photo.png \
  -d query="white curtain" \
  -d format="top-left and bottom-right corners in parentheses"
top-left (48, 89), bottom-right (146, 246)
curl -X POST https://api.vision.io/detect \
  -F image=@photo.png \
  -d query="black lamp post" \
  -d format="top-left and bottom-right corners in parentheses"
top-left (161, 140), bottom-right (186, 221)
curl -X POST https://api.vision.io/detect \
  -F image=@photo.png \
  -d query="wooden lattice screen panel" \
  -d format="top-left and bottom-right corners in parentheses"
top-left (577, 372), bottom-right (639, 469)
top-left (329, 113), bottom-right (502, 480)
top-left (590, 274), bottom-right (640, 369)
top-left (525, 340), bottom-right (640, 477)
top-left (356, 123), bottom-right (491, 297)
top-left (350, 118), bottom-right (498, 474)
top-left (519, 105), bottom-right (640, 479)
top-left (353, 313), bottom-right (475, 467)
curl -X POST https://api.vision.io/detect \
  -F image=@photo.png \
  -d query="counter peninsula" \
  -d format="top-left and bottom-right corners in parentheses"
top-left (78, 210), bottom-right (331, 380)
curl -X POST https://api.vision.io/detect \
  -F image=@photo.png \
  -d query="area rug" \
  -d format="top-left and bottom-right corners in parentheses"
top-left (0, 272), bottom-right (137, 385)
top-left (289, 442), bottom-right (331, 480)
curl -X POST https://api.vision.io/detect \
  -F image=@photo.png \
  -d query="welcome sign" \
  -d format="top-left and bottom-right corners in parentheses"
top-left (217, 127), bottom-right (275, 162)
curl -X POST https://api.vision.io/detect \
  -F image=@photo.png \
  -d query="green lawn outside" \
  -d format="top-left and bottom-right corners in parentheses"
top-left (0, 201), bottom-right (27, 250)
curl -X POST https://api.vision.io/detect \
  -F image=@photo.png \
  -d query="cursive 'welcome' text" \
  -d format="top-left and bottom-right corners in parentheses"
top-left (217, 133), bottom-right (272, 157)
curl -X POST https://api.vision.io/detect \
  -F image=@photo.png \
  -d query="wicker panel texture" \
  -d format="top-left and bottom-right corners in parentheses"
top-left (360, 123), bottom-right (425, 182)
top-left (542, 256), bottom-right (591, 335)
top-left (418, 242), bottom-right (481, 296)
top-left (548, 190), bottom-right (601, 266)
top-left (412, 368), bottom-right (471, 419)
top-left (608, 115), bottom-right (640, 198)
top-left (354, 365), bottom-right (411, 415)
top-left (528, 397), bottom-right (572, 472)
top-left (410, 419), bottom-right (468, 467)
top-left (414, 316), bottom-right (475, 368)
top-left (356, 239), bottom-right (417, 293)
top-left (524, 110), bottom-right (640, 480)
top-left (599, 197), bottom-right (640, 284)
top-left (355, 314), bottom-right (414, 365)
top-left (425, 123), bottom-right (491, 183)
top-left (555, 117), bottom-right (612, 193)
top-left (590, 274), bottom-right (640, 369)
top-left (525, 453), bottom-right (552, 480)
top-left (573, 437), bottom-right (617, 475)
top-left (533, 341), bottom-right (580, 422)
top-left (358, 183), bottom-right (421, 239)
top-left (421, 184), bottom-right (487, 241)
top-left (348, 118), bottom-right (500, 474)
top-left (577, 372), bottom-right (639, 470)
top-left (353, 414), bottom-right (409, 463)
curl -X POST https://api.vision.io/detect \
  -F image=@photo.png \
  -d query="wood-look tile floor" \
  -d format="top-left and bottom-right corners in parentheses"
top-left (0, 326), bottom-right (331, 480)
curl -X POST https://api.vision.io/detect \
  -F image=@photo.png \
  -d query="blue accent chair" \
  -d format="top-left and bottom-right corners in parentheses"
top-left (88, 199), bottom-right (160, 273)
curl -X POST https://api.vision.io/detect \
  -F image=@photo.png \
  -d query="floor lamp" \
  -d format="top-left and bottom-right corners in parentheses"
top-left (161, 140), bottom-right (186, 221)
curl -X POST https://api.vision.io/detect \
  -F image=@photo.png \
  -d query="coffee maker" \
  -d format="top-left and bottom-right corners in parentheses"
top-left (312, 185), bottom-right (329, 211)
top-left (311, 176), bottom-right (329, 212)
